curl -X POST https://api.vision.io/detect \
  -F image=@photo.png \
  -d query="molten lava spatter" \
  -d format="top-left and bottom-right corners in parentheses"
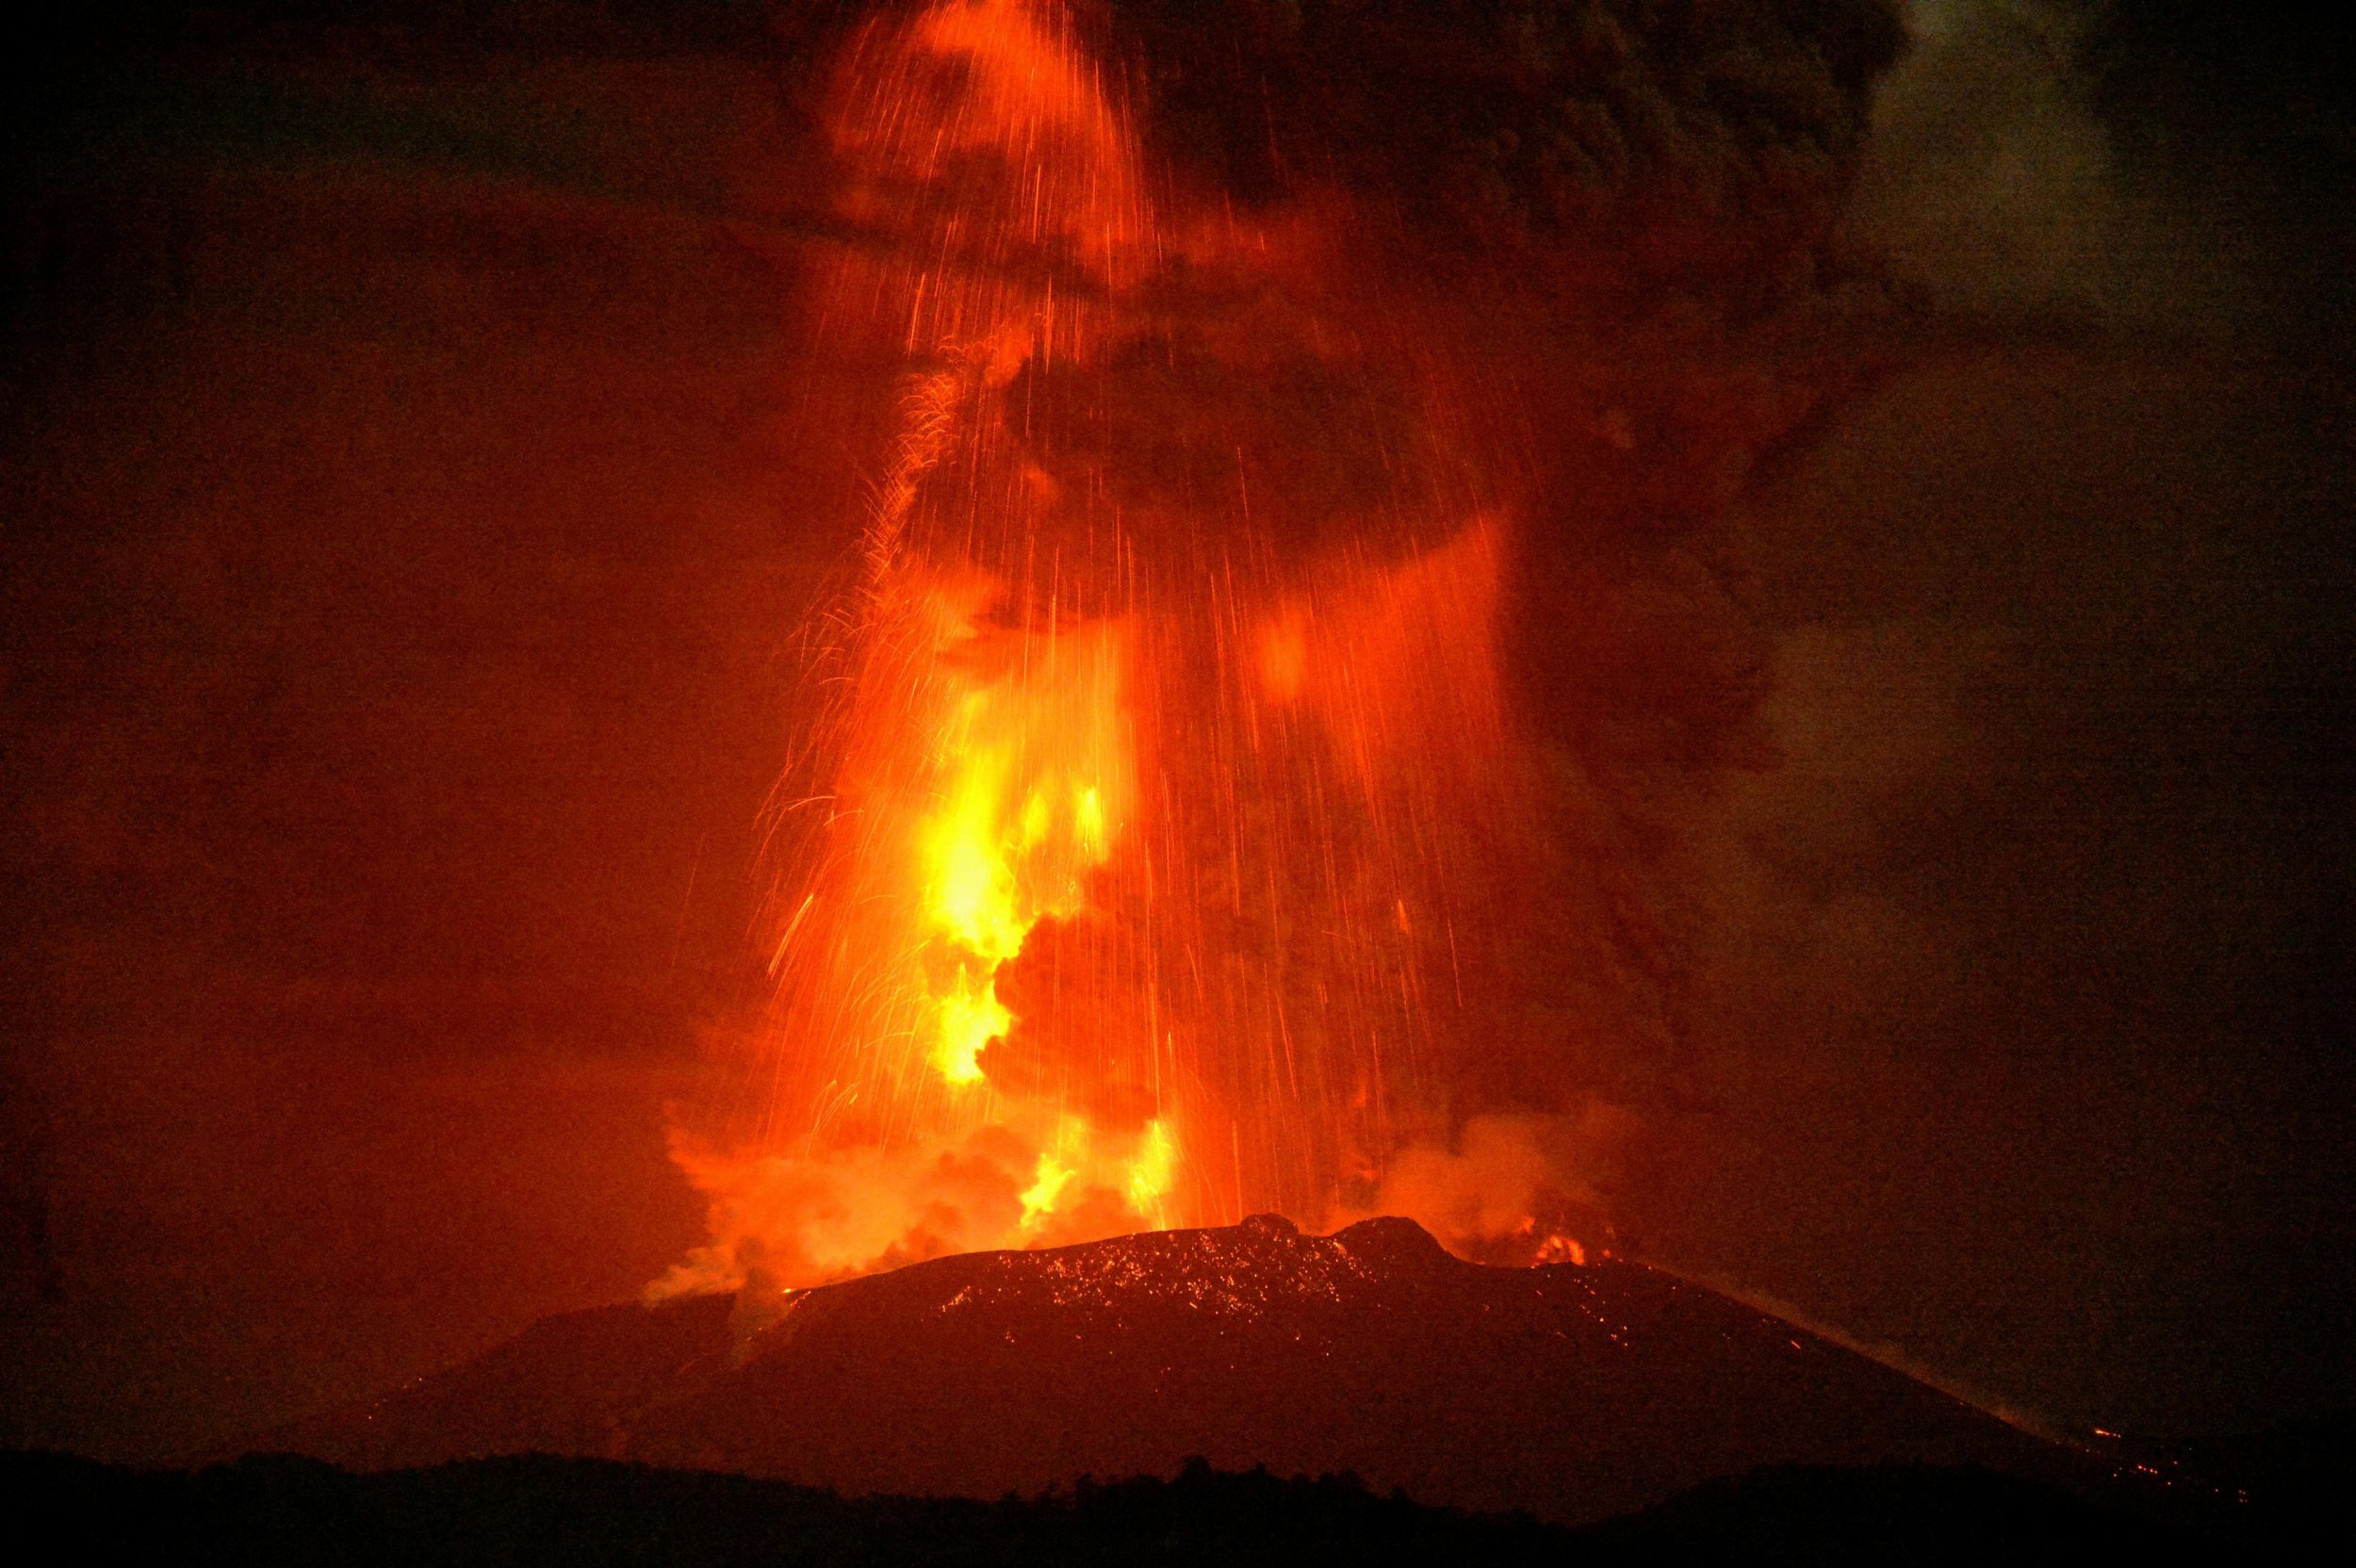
top-left (660, 0), bottom-right (1562, 1300)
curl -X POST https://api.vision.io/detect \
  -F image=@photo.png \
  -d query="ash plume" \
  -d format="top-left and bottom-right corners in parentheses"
top-left (1100, 0), bottom-right (1917, 1184)
top-left (653, 0), bottom-right (1923, 1284)
top-left (11, 0), bottom-right (2341, 1461)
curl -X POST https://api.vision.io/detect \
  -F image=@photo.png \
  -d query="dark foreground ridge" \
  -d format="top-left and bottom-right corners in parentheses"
top-left (258, 1215), bottom-right (2076, 1526)
top-left (0, 1450), bottom-right (2166, 1566)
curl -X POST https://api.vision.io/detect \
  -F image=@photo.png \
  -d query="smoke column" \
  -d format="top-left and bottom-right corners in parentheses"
top-left (660, 0), bottom-right (1559, 1298)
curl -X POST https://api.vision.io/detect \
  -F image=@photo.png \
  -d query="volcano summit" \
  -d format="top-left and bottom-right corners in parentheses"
top-left (267, 1216), bottom-right (2064, 1527)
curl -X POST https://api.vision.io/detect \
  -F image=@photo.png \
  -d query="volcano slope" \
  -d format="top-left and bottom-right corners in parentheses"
top-left (267, 1217), bottom-right (2066, 1526)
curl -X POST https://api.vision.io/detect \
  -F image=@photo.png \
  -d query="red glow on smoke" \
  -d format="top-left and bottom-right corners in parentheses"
top-left (658, 1), bottom-right (1564, 1300)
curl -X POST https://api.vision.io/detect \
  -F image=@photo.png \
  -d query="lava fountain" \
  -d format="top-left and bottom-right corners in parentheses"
top-left (660, 0), bottom-right (1567, 1300)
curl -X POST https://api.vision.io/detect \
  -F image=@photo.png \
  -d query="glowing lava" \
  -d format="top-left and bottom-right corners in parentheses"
top-left (658, 0), bottom-right (1569, 1301)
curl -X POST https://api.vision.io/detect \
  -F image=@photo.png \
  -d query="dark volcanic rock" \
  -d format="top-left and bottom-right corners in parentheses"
top-left (267, 1217), bottom-right (2062, 1525)
top-left (260, 1291), bottom-right (735, 1469)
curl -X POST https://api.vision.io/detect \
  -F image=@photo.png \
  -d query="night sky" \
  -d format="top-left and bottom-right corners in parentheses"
top-left (3, 1), bottom-right (2350, 1461)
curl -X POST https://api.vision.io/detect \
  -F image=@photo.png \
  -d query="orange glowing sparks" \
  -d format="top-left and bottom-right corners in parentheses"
top-left (656, 1), bottom-right (1577, 1301)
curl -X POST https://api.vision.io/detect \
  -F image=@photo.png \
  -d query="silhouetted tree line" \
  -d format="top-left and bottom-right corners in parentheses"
top-left (0, 1450), bottom-right (2195, 1565)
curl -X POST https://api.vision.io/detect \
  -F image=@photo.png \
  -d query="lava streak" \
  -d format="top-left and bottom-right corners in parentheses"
top-left (660, 0), bottom-right (1552, 1300)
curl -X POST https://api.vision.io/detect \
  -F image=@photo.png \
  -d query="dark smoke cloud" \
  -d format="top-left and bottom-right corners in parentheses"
top-left (1850, 2), bottom-right (2352, 344)
top-left (1652, 0), bottom-right (2356, 1436)
top-left (851, 7), bottom-right (1933, 1254)
top-left (1111, 1), bottom-right (1904, 270)
top-left (2, 0), bottom-right (2347, 1458)
top-left (2080, 2), bottom-right (2356, 200)
top-left (1088, 2), bottom-right (2354, 1440)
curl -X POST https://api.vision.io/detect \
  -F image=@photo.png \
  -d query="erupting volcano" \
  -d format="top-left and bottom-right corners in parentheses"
top-left (13, 0), bottom-right (2349, 1555)
top-left (217, 3), bottom-right (2122, 1530)
top-left (277, 1214), bottom-right (2086, 1527)
top-left (659, 0), bottom-right (1565, 1301)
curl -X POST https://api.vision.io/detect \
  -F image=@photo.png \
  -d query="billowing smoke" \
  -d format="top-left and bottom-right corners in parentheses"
top-left (1644, 0), bottom-right (2355, 1433)
top-left (654, 0), bottom-right (1922, 1291)
top-left (9, 0), bottom-right (2340, 1458)
top-left (1101, 0), bottom-right (1916, 1236)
